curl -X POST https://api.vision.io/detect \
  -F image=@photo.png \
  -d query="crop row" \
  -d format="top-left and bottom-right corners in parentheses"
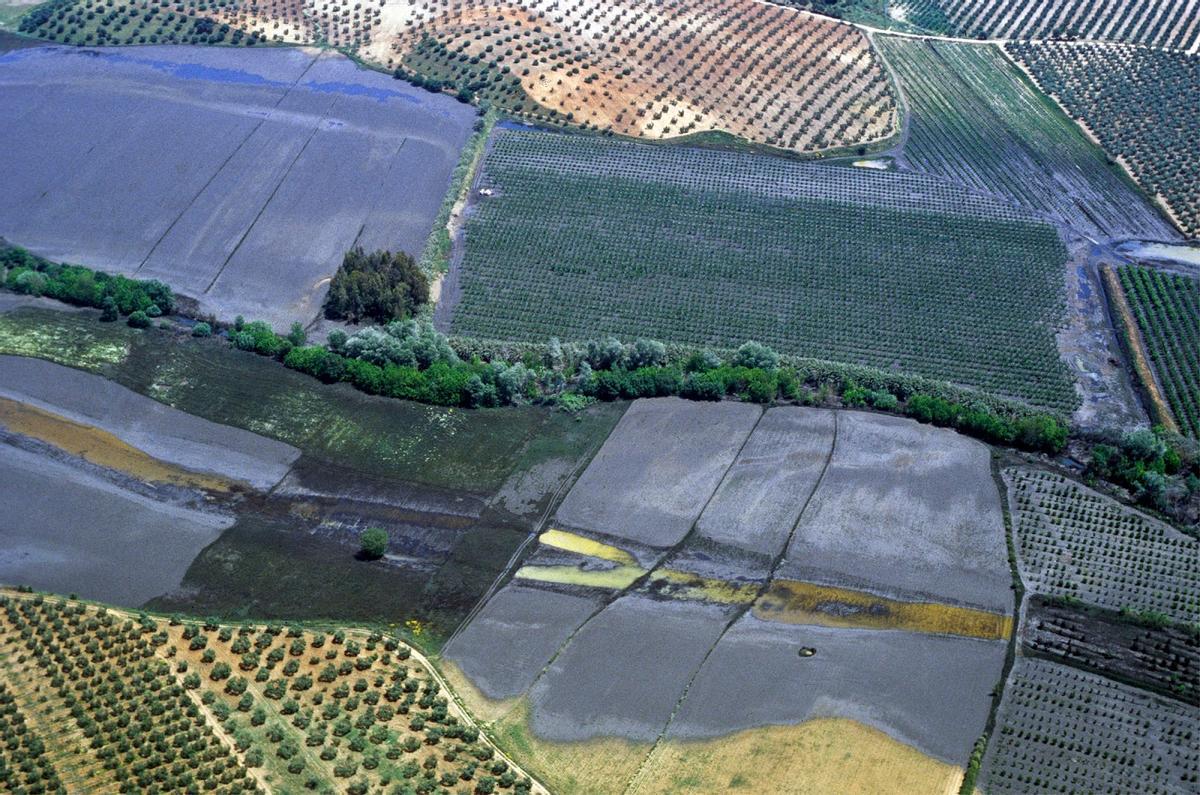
top-left (0, 593), bottom-right (534, 795)
top-left (981, 657), bottom-right (1199, 794)
top-left (22, 0), bottom-right (898, 153)
top-left (1007, 468), bottom-right (1200, 623)
top-left (1011, 41), bottom-right (1200, 237)
top-left (933, 0), bottom-right (1200, 51)
top-left (485, 129), bottom-right (1039, 222)
top-left (450, 130), bottom-right (1077, 411)
top-left (1119, 266), bottom-right (1200, 437)
top-left (0, 683), bottom-right (63, 794)
top-left (877, 36), bottom-right (1172, 240)
top-left (0, 596), bottom-right (258, 794)
top-left (385, 0), bottom-right (897, 152)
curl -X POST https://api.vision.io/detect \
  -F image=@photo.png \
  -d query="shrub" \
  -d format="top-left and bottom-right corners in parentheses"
top-left (126, 310), bottom-right (150, 329)
top-left (360, 527), bottom-right (389, 559)
top-left (191, 322), bottom-right (212, 338)
top-left (731, 341), bottom-right (779, 370)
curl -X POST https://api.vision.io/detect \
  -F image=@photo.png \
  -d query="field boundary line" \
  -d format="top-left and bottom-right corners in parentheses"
top-left (135, 51), bottom-right (321, 276)
top-left (440, 403), bottom-right (630, 657)
top-left (495, 403), bottom-right (766, 744)
top-left (204, 90), bottom-right (341, 295)
top-left (1098, 263), bottom-right (1180, 432)
top-left (622, 408), bottom-right (840, 795)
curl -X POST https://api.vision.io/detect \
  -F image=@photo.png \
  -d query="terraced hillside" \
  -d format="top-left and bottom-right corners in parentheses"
top-left (1011, 42), bottom-right (1200, 237)
top-left (19, 0), bottom-right (899, 154)
top-left (443, 128), bottom-right (1077, 412)
top-left (914, 0), bottom-right (1200, 50)
top-left (877, 36), bottom-right (1173, 240)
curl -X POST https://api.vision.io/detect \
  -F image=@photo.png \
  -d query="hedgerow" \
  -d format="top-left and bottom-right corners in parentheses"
top-left (1, 245), bottom-right (174, 319)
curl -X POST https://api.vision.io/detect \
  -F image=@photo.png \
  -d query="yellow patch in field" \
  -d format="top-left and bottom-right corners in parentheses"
top-left (629, 718), bottom-right (962, 795)
top-left (513, 564), bottom-right (643, 590)
top-left (539, 528), bottom-right (638, 566)
top-left (649, 569), bottom-right (760, 605)
top-left (0, 396), bottom-right (233, 492)
top-left (491, 700), bottom-right (652, 795)
top-left (754, 580), bottom-right (1011, 641)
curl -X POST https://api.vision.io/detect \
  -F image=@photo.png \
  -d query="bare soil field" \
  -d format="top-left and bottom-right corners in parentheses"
top-left (694, 406), bottom-right (835, 557)
top-left (0, 355), bottom-right (299, 489)
top-left (0, 444), bottom-right (230, 604)
top-left (442, 583), bottom-right (602, 701)
top-left (779, 411), bottom-right (1011, 612)
top-left (0, 44), bottom-right (474, 328)
top-left (20, 0), bottom-right (900, 154)
top-left (554, 398), bottom-right (761, 548)
top-left (446, 400), bottom-right (1015, 792)
top-left (666, 614), bottom-right (1005, 764)
top-left (528, 595), bottom-right (733, 742)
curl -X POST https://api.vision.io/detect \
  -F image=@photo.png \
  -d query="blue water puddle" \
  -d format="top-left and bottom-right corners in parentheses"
top-left (302, 78), bottom-right (421, 104)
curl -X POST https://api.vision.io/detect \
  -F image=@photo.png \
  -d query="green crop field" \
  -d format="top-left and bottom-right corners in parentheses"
top-left (1011, 42), bottom-right (1200, 238)
top-left (446, 129), bottom-right (1077, 412)
top-left (1119, 266), bottom-right (1200, 437)
top-left (876, 36), bottom-right (1172, 240)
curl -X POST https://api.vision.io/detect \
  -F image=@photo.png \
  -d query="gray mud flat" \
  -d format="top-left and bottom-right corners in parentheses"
top-left (529, 595), bottom-right (732, 742)
top-left (695, 406), bottom-right (835, 557)
top-left (0, 355), bottom-right (299, 489)
top-left (0, 444), bottom-right (230, 606)
top-left (554, 398), bottom-right (761, 548)
top-left (442, 583), bottom-right (603, 700)
top-left (0, 45), bottom-right (475, 328)
top-left (669, 613), bottom-right (1005, 764)
top-left (779, 411), bottom-right (1010, 612)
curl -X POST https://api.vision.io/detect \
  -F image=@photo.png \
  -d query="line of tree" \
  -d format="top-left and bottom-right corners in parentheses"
top-left (1, 244), bottom-right (174, 323)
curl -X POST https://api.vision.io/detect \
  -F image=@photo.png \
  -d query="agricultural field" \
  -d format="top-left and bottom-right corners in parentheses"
top-left (876, 36), bottom-right (1173, 240)
top-left (445, 398), bottom-right (1012, 794)
top-left (1117, 266), bottom-right (1200, 437)
top-left (1006, 468), bottom-right (1200, 624)
top-left (1011, 42), bottom-right (1200, 238)
top-left (0, 304), bottom-right (626, 642)
top-left (443, 128), bottom-right (1077, 412)
top-left (979, 657), bottom-right (1200, 794)
top-left (18, 0), bottom-right (899, 154)
top-left (0, 44), bottom-right (474, 328)
top-left (919, 0), bottom-right (1200, 50)
top-left (0, 591), bottom-right (541, 794)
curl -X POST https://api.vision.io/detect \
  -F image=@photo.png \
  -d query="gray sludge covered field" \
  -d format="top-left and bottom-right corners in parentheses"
top-left (445, 398), bottom-right (1011, 767)
top-left (0, 44), bottom-right (474, 327)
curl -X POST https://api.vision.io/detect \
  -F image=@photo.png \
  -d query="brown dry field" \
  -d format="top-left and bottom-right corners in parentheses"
top-left (0, 396), bottom-right (235, 492)
top-left (167, 0), bottom-right (898, 153)
top-left (630, 719), bottom-right (962, 795)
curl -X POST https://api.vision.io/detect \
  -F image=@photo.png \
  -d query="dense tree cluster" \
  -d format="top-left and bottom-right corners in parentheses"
top-left (323, 248), bottom-right (430, 325)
